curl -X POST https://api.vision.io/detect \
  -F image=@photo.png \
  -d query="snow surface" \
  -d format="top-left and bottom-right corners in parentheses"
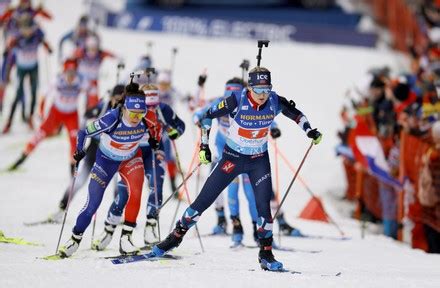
top-left (1, 1), bottom-right (440, 287)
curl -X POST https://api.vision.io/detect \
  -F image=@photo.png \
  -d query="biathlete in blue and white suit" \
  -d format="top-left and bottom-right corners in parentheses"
top-left (59, 83), bottom-right (150, 258)
top-left (92, 83), bottom-right (186, 252)
top-left (193, 78), bottom-right (259, 237)
top-left (152, 66), bottom-right (322, 271)
top-left (195, 77), bottom-right (302, 245)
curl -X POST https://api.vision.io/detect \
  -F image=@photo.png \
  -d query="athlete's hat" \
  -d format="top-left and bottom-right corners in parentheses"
top-left (224, 83), bottom-right (243, 97)
top-left (124, 95), bottom-right (146, 112)
top-left (248, 71), bottom-right (271, 86)
top-left (63, 58), bottom-right (78, 71)
top-left (144, 89), bottom-right (160, 106)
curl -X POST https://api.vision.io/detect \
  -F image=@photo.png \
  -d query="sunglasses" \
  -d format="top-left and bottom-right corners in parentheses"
top-left (251, 86), bottom-right (272, 94)
top-left (127, 110), bottom-right (146, 120)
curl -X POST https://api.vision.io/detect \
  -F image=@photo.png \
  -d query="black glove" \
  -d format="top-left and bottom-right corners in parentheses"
top-left (270, 127), bottom-right (281, 139)
top-left (198, 74), bottom-right (207, 87)
top-left (73, 150), bottom-right (86, 162)
top-left (148, 137), bottom-right (160, 150)
top-left (307, 128), bottom-right (322, 145)
top-left (199, 143), bottom-right (212, 164)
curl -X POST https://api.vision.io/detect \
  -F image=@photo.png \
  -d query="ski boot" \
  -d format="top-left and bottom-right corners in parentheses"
top-left (231, 216), bottom-right (243, 246)
top-left (92, 222), bottom-right (116, 251)
top-left (119, 224), bottom-right (139, 255)
top-left (258, 237), bottom-right (283, 271)
top-left (144, 217), bottom-right (159, 245)
top-left (152, 221), bottom-right (188, 256)
top-left (59, 234), bottom-right (82, 258)
top-left (212, 208), bottom-right (227, 235)
top-left (119, 223), bottom-right (140, 255)
top-left (277, 213), bottom-right (303, 237)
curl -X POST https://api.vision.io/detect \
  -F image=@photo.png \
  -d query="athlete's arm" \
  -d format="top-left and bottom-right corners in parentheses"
top-left (76, 109), bottom-right (119, 151)
top-left (160, 103), bottom-right (185, 136)
top-left (277, 95), bottom-right (312, 134)
top-left (199, 94), bottom-right (238, 145)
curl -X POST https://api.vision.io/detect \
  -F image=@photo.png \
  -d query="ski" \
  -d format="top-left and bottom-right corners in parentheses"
top-left (24, 218), bottom-right (60, 227)
top-left (291, 234), bottom-right (351, 241)
top-left (230, 243), bottom-right (258, 249)
top-left (248, 268), bottom-right (342, 276)
top-left (40, 254), bottom-right (67, 261)
top-left (290, 270), bottom-right (342, 277)
top-left (0, 231), bottom-right (42, 246)
top-left (100, 243), bottom-right (156, 259)
top-left (140, 243), bottom-right (157, 250)
top-left (200, 232), bottom-right (230, 237)
top-left (0, 167), bottom-right (25, 174)
top-left (229, 241), bottom-right (322, 254)
top-left (273, 246), bottom-right (322, 254)
top-left (103, 253), bottom-right (142, 260)
top-left (248, 268), bottom-right (290, 273)
top-left (110, 252), bottom-right (181, 265)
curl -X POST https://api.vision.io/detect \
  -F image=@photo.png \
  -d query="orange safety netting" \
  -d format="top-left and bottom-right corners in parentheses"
top-left (401, 133), bottom-right (440, 233)
top-left (343, 158), bottom-right (357, 201)
top-left (368, 0), bottom-right (428, 53)
top-left (343, 132), bottom-right (440, 250)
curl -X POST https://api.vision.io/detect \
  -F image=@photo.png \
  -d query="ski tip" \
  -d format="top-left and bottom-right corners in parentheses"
top-left (24, 219), bottom-right (59, 227)
top-left (0, 236), bottom-right (42, 246)
top-left (40, 254), bottom-right (66, 260)
top-left (26, 241), bottom-right (44, 247)
top-left (320, 272), bottom-right (343, 277)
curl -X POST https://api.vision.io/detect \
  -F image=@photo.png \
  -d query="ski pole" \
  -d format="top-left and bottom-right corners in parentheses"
top-left (170, 47), bottom-right (178, 77)
top-left (273, 142), bottom-right (313, 220)
top-left (159, 162), bottom-right (202, 211)
top-left (116, 61), bottom-right (125, 84)
top-left (171, 140), bottom-right (205, 253)
top-left (45, 50), bottom-right (51, 89)
top-left (168, 138), bottom-right (199, 232)
top-left (270, 139), bottom-right (345, 236)
top-left (273, 139), bottom-right (281, 245)
top-left (146, 41), bottom-right (153, 57)
top-left (168, 196), bottom-right (182, 234)
top-left (151, 149), bottom-right (161, 241)
top-left (55, 161), bottom-right (79, 254)
top-left (90, 213), bottom-right (97, 248)
top-left (313, 195), bottom-right (345, 237)
top-left (170, 141), bottom-right (204, 253)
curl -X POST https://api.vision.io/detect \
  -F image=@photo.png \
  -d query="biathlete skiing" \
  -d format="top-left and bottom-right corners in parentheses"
top-left (151, 41), bottom-right (322, 271)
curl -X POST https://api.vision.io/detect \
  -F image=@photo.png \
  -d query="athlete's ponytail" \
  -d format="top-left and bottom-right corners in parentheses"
top-left (114, 82), bottom-right (143, 109)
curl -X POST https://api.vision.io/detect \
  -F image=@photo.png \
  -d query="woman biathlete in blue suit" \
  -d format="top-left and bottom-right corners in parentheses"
top-left (152, 66), bottom-right (322, 271)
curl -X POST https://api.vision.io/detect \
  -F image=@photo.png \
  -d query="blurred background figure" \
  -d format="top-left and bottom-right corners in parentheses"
top-left (58, 15), bottom-right (99, 63)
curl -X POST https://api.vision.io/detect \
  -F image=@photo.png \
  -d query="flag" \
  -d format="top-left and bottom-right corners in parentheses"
top-left (355, 136), bottom-right (402, 189)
